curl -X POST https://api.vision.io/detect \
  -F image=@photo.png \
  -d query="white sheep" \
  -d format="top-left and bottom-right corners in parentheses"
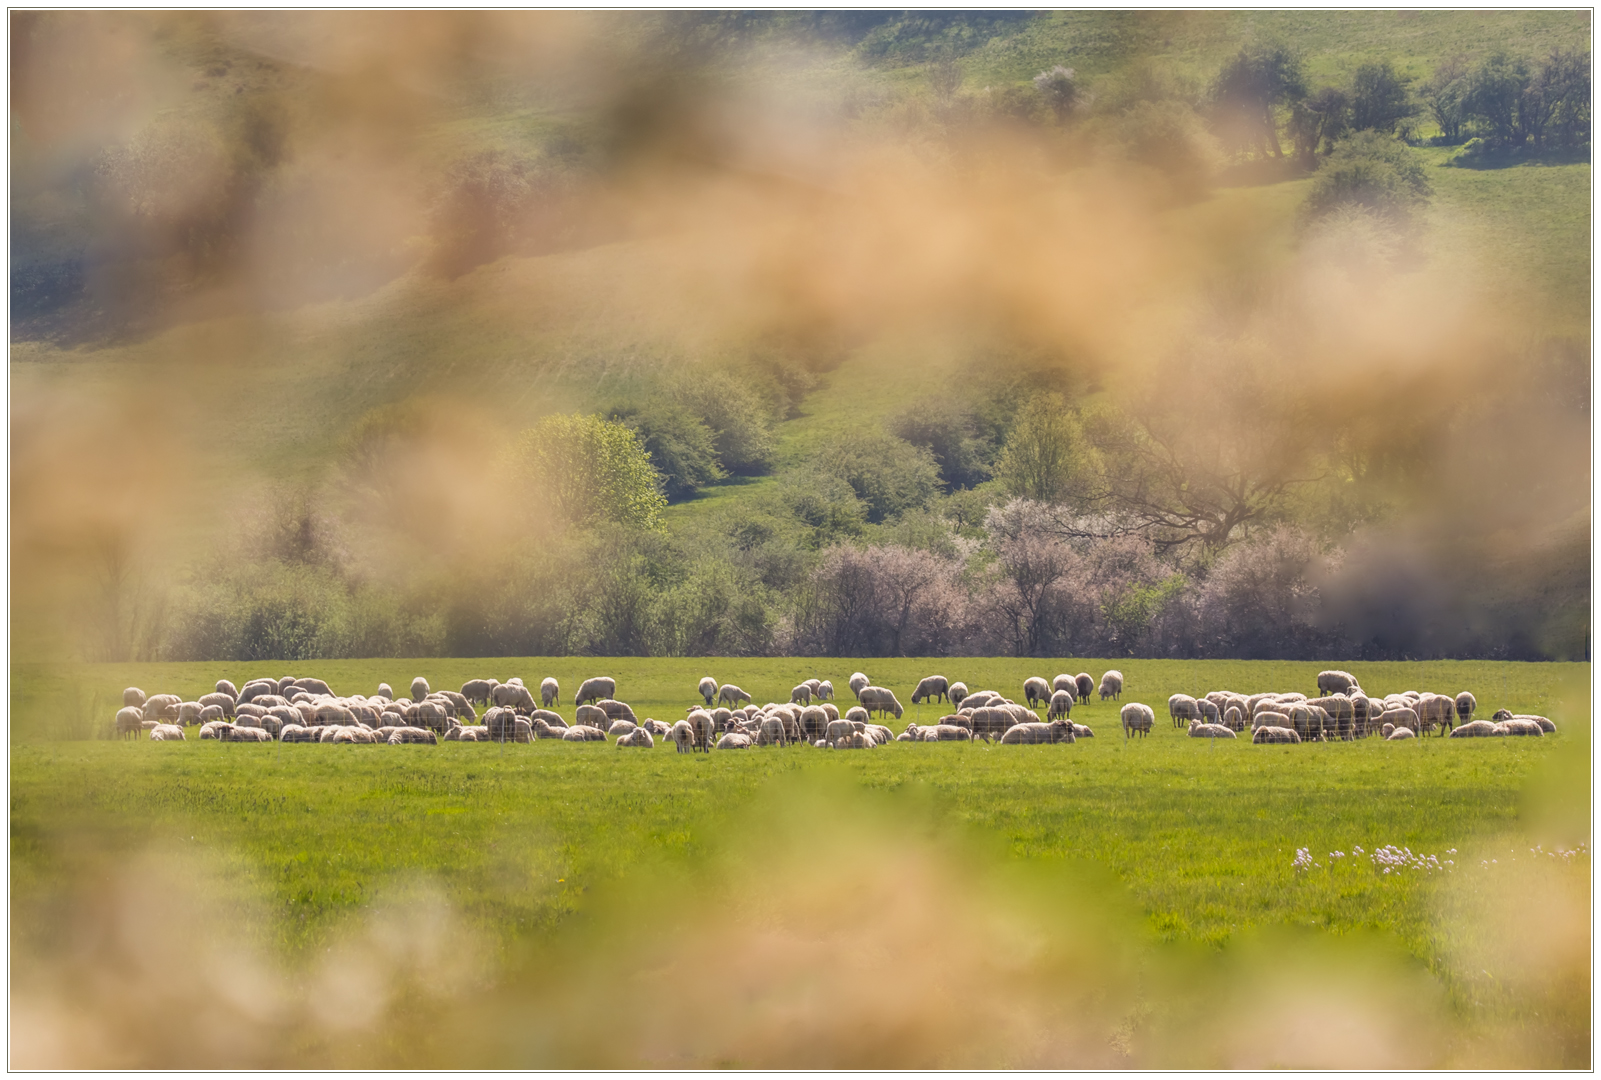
top-left (1496, 718), bottom-right (1544, 737)
top-left (1099, 671), bottom-right (1124, 702)
top-left (115, 706), bottom-right (145, 739)
top-left (790, 683), bottom-right (812, 705)
top-left (825, 718), bottom-right (857, 749)
top-left (410, 676), bottom-right (430, 703)
top-left (1252, 725), bottom-right (1301, 744)
top-left (1168, 694), bottom-right (1201, 728)
top-left (948, 681), bottom-right (969, 707)
top-left (1051, 674), bottom-right (1076, 696)
top-left (1048, 690), bottom-right (1074, 721)
top-left (1120, 702), bottom-right (1154, 738)
top-left (858, 686), bottom-right (903, 719)
top-left (670, 719), bottom-right (695, 753)
top-left (848, 672), bottom-right (870, 699)
top-left (1449, 719), bottom-right (1499, 738)
top-left (616, 726), bottom-right (654, 748)
top-left (1386, 726), bottom-right (1416, 741)
top-left (687, 709), bottom-right (716, 751)
top-left (1187, 719), bottom-right (1236, 739)
top-left (1454, 691), bottom-right (1477, 723)
top-left (1000, 720), bottom-right (1074, 744)
top-left (575, 704), bottom-right (608, 728)
top-left (149, 723), bottom-right (185, 741)
top-left (122, 687), bottom-right (147, 708)
top-left (460, 679), bottom-right (496, 705)
top-left (573, 676), bottom-right (617, 706)
top-left (817, 680), bottom-right (835, 701)
top-left (1316, 670), bottom-right (1359, 696)
top-left (698, 676), bottom-right (717, 707)
top-left (1022, 677), bottom-right (1051, 708)
top-left (607, 719), bottom-right (639, 738)
top-left (1074, 674), bottom-right (1094, 704)
top-left (715, 731), bottom-right (752, 749)
top-left (375, 683), bottom-right (394, 700)
top-left (911, 675), bottom-right (949, 705)
top-left (717, 683), bottom-right (752, 709)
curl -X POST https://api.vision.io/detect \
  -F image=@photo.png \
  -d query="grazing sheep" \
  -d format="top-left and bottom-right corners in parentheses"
top-left (1023, 677), bottom-right (1051, 709)
top-left (197, 705), bottom-right (225, 724)
top-left (141, 694), bottom-right (181, 722)
top-left (1120, 703), bottom-right (1154, 738)
top-left (115, 706), bottom-right (145, 739)
top-left (1449, 720), bottom-right (1500, 738)
top-left (294, 678), bottom-right (333, 698)
top-left (716, 683), bottom-right (752, 709)
top-left (149, 723), bottom-right (185, 741)
top-left (848, 672), bottom-right (870, 699)
top-left (1048, 690), bottom-right (1075, 721)
top-left (214, 679), bottom-right (239, 698)
top-left (1099, 671), bottom-right (1124, 702)
top-left (817, 680), bottom-right (835, 702)
top-left (596, 699), bottom-right (638, 725)
top-left (492, 683), bottom-right (537, 712)
top-left (1187, 719), bottom-right (1236, 739)
top-left (607, 719), bottom-right (639, 738)
top-left (948, 681), bottom-right (969, 707)
top-left (1414, 693), bottom-right (1456, 737)
top-left (1386, 726), bottom-right (1416, 741)
top-left (686, 709), bottom-right (716, 752)
top-left (825, 718), bottom-right (857, 749)
top-left (757, 715), bottom-right (789, 747)
top-left (1168, 694), bottom-right (1201, 728)
top-left (966, 706), bottom-right (1017, 740)
top-left (122, 687), bottom-right (147, 708)
top-left (238, 681), bottom-right (276, 704)
top-left (669, 719), bottom-right (696, 753)
top-left (460, 679), bottom-right (496, 705)
top-left (790, 683), bottom-right (812, 705)
top-left (574, 704), bottom-right (608, 729)
top-left (857, 686), bottom-right (904, 720)
top-left (911, 675), bottom-right (949, 705)
top-left (1051, 674), bottom-right (1075, 696)
top-left (1252, 726), bottom-right (1301, 744)
top-left (1001, 720), bottom-right (1075, 745)
top-left (800, 705), bottom-right (830, 742)
top-left (1222, 705), bottom-right (1246, 732)
top-left (689, 676), bottom-right (716, 708)
top-left (410, 677), bottom-right (430, 703)
top-left (1316, 670), bottom-right (1359, 696)
top-left (1454, 691), bottom-right (1477, 723)
top-left (574, 677), bottom-right (617, 707)
top-left (1496, 718), bottom-right (1544, 737)
top-left (1196, 699), bottom-right (1221, 726)
top-left (1383, 706), bottom-right (1419, 734)
top-left (436, 690), bottom-right (475, 719)
top-left (1070, 673), bottom-right (1092, 705)
top-left (197, 692), bottom-right (236, 717)
top-left (374, 683), bottom-right (393, 701)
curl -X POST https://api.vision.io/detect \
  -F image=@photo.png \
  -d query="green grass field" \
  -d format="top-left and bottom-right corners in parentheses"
top-left (11, 658), bottom-right (1589, 1066)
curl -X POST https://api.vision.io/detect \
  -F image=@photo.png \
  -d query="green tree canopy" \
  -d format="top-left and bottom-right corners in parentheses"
top-left (514, 414), bottom-right (666, 532)
top-left (1304, 131), bottom-right (1431, 226)
top-left (993, 393), bottom-right (1101, 505)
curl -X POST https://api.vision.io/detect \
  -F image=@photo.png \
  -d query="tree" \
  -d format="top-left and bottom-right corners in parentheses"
top-left (1348, 60), bottom-right (1416, 134)
top-left (1530, 48), bottom-right (1591, 150)
top-left (889, 399), bottom-right (994, 490)
top-left (1210, 42), bottom-right (1308, 158)
top-left (1032, 65), bottom-right (1080, 120)
top-left (1289, 86), bottom-right (1350, 161)
top-left (813, 429), bottom-right (941, 524)
top-left (610, 402), bottom-right (725, 501)
top-left (1303, 131), bottom-right (1431, 227)
top-left (513, 414), bottom-right (666, 532)
top-left (993, 393), bottom-right (1100, 505)
top-left (1421, 54), bottom-right (1471, 143)
top-left (1463, 51), bottom-right (1532, 148)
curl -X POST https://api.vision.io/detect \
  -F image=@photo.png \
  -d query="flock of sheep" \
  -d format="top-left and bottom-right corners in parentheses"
top-left (115, 666), bottom-right (1552, 749)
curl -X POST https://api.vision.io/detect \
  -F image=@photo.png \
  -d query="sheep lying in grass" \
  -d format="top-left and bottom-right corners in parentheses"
top-left (149, 723), bottom-right (185, 741)
top-left (616, 727), bottom-right (654, 748)
top-left (1188, 719), bottom-right (1236, 739)
top-left (1099, 671), bottom-right (1124, 702)
top-left (225, 726), bottom-right (274, 743)
top-left (1001, 720), bottom-right (1075, 744)
top-left (1386, 726), bottom-right (1416, 741)
top-left (1449, 720), bottom-right (1499, 738)
top-left (716, 732), bottom-right (752, 749)
top-left (1496, 718), bottom-right (1544, 737)
top-left (562, 725), bottom-right (608, 743)
top-left (1252, 725), bottom-right (1300, 744)
top-left (389, 727), bottom-right (438, 744)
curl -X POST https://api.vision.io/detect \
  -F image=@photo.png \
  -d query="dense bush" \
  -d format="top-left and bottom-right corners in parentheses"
top-left (1303, 131), bottom-right (1431, 227)
top-left (812, 429), bottom-right (941, 524)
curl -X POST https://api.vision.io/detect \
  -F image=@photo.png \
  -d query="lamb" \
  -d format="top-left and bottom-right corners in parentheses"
top-left (115, 706), bottom-right (145, 739)
top-left (858, 686), bottom-right (904, 719)
top-left (410, 676), bottom-right (430, 703)
top-left (1120, 703), bottom-right (1154, 738)
top-left (848, 672), bottom-right (870, 699)
top-left (1187, 719), bottom-right (1236, 739)
top-left (717, 683), bottom-right (752, 709)
top-left (1252, 725), bottom-right (1301, 744)
top-left (1454, 691), bottom-right (1477, 723)
top-left (530, 718), bottom-right (566, 740)
top-left (1449, 719), bottom-right (1500, 738)
top-left (790, 683), bottom-right (812, 705)
top-left (947, 681), bottom-right (969, 707)
top-left (461, 679), bottom-right (497, 706)
top-left (715, 732), bottom-right (752, 749)
top-left (911, 676), bottom-right (949, 705)
top-left (1168, 694), bottom-right (1201, 728)
top-left (1023, 677), bottom-right (1051, 709)
top-left (1386, 726), bottom-right (1416, 741)
top-left (1048, 690), bottom-right (1075, 721)
top-left (817, 680), bottom-right (835, 702)
top-left (1099, 671), bottom-right (1124, 702)
top-left (149, 723), bottom-right (186, 741)
top-left (575, 677), bottom-right (617, 707)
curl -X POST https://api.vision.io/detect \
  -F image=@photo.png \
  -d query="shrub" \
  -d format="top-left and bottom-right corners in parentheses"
top-left (1303, 131), bottom-right (1431, 227)
top-left (610, 402), bottom-right (726, 501)
top-left (812, 430), bottom-right (941, 524)
top-left (889, 399), bottom-right (995, 490)
top-left (513, 413), bottom-right (667, 532)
